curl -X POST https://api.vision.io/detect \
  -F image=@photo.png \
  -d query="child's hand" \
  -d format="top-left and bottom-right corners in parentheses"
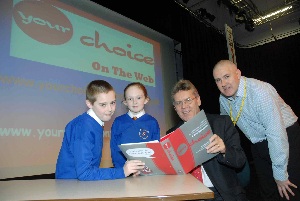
top-left (123, 160), bottom-right (145, 177)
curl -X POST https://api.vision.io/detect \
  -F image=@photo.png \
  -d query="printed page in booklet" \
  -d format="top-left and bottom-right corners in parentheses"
top-left (118, 110), bottom-right (217, 176)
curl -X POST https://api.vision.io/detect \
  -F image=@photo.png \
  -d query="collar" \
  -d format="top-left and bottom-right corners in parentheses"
top-left (128, 109), bottom-right (145, 119)
top-left (87, 109), bottom-right (104, 127)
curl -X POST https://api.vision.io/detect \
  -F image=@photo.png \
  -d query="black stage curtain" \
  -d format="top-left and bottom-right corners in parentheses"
top-left (173, 5), bottom-right (300, 118)
top-left (236, 35), bottom-right (300, 118)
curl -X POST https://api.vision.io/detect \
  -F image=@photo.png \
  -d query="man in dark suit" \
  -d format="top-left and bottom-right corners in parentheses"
top-left (167, 79), bottom-right (248, 201)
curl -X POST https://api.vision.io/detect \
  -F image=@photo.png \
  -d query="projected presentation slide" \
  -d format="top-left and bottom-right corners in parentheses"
top-left (0, 0), bottom-right (171, 179)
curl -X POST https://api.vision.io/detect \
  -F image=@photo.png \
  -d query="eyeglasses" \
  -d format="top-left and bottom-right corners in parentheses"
top-left (173, 96), bottom-right (197, 107)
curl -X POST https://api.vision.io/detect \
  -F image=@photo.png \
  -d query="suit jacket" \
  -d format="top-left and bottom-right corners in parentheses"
top-left (167, 113), bottom-right (248, 201)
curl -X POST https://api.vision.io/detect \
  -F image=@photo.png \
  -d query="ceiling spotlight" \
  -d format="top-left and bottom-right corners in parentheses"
top-left (196, 8), bottom-right (207, 16)
top-left (206, 13), bottom-right (216, 22)
top-left (235, 11), bottom-right (246, 23)
top-left (245, 19), bottom-right (255, 32)
top-left (195, 8), bottom-right (215, 22)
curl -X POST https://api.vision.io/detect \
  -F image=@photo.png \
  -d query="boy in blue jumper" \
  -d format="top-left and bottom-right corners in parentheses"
top-left (56, 80), bottom-right (145, 180)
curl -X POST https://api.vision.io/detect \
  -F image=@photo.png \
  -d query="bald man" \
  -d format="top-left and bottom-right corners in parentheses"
top-left (213, 60), bottom-right (300, 201)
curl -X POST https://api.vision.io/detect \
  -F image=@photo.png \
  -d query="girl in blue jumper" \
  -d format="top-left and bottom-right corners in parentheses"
top-left (110, 82), bottom-right (160, 168)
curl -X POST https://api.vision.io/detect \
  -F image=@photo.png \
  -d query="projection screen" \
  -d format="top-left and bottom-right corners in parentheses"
top-left (0, 0), bottom-right (177, 179)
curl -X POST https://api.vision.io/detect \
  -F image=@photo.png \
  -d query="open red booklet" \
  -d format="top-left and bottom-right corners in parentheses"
top-left (118, 110), bottom-right (217, 176)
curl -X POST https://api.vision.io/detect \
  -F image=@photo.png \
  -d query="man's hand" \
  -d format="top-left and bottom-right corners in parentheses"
top-left (123, 160), bottom-right (145, 177)
top-left (206, 134), bottom-right (226, 154)
top-left (275, 179), bottom-right (297, 200)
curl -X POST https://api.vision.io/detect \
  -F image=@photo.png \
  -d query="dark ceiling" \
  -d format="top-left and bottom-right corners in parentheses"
top-left (179, 0), bottom-right (300, 47)
top-left (91, 0), bottom-right (300, 47)
top-left (90, 0), bottom-right (177, 38)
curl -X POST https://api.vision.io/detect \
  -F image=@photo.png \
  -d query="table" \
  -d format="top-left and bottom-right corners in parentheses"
top-left (0, 174), bottom-right (213, 201)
